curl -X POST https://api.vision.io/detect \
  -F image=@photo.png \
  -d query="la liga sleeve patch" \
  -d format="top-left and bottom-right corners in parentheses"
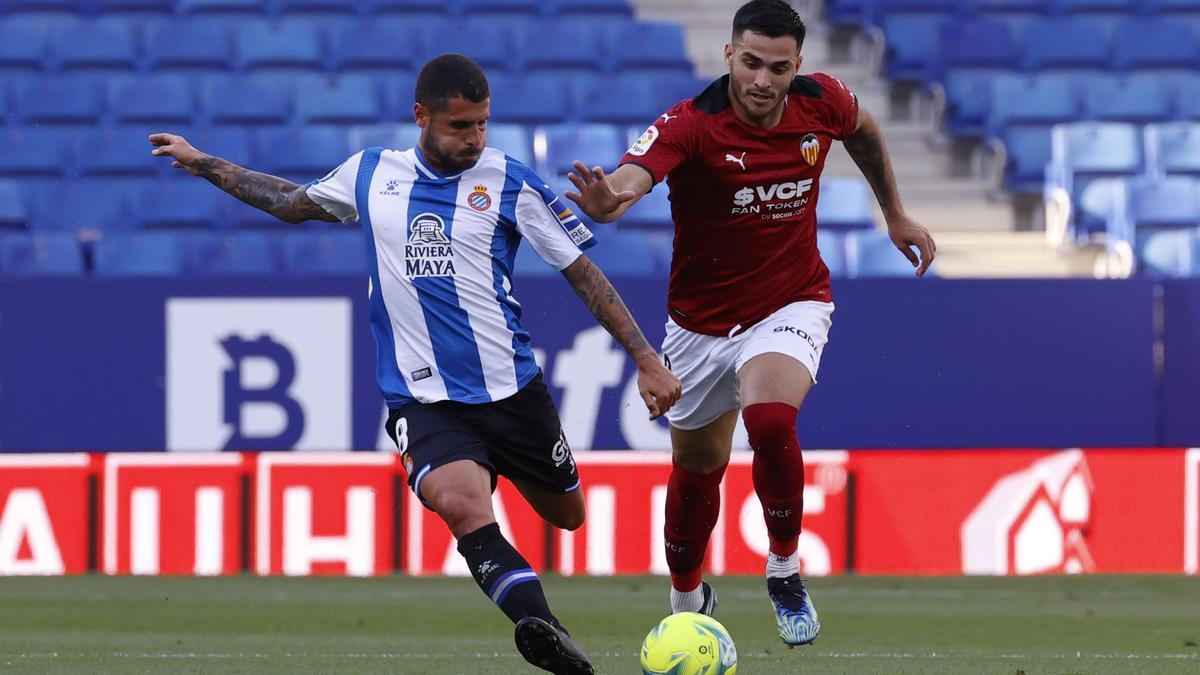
top-left (627, 125), bottom-right (659, 156)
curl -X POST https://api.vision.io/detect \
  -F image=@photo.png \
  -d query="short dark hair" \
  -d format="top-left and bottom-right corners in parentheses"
top-left (415, 54), bottom-right (490, 112)
top-left (733, 0), bottom-right (806, 51)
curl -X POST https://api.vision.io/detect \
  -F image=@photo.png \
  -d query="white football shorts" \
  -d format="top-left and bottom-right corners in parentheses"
top-left (661, 300), bottom-right (834, 430)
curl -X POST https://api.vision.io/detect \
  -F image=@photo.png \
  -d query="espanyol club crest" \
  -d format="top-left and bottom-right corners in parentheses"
top-left (467, 184), bottom-right (492, 212)
top-left (801, 133), bottom-right (821, 166)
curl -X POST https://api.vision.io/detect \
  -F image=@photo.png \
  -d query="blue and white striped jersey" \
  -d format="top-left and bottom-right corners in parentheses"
top-left (306, 146), bottom-right (595, 408)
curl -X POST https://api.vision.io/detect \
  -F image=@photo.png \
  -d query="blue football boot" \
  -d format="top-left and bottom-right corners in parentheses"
top-left (767, 574), bottom-right (820, 646)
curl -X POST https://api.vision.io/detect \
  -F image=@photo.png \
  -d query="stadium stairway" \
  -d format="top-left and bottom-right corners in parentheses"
top-left (631, 0), bottom-right (1101, 277)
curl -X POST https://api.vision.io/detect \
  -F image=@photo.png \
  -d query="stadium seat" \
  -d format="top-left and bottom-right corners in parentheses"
top-left (0, 128), bottom-right (70, 177)
top-left (488, 123), bottom-right (534, 167)
top-left (362, 0), bottom-right (447, 17)
top-left (330, 22), bottom-right (418, 74)
top-left (817, 230), bottom-right (847, 278)
top-left (77, 127), bottom-right (166, 178)
top-left (28, 181), bottom-right (131, 235)
top-left (1071, 177), bottom-right (1125, 239)
top-left (619, 183), bottom-right (672, 229)
top-left (93, 232), bottom-right (188, 276)
top-left (880, 14), bottom-right (948, 83)
top-left (513, 240), bottom-right (560, 276)
top-left (295, 78), bottom-right (382, 125)
top-left (610, 22), bottom-right (692, 75)
top-left (92, 0), bottom-right (175, 14)
top-left (489, 74), bottom-right (570, 125)
top-left (186, 231), bottom-right (278, 275)
top-left (179, 0), bottom-right (267, 17)
top-left (0, 233), bottom-right (83, 276)
top-left (847, 229), bottom-right (924, 278)
top-left (585, 229), bottom-right (669, 276)
top-left (0, 180), bottom-right (29, 229)
top-left (1112, 19), bottom-right (1200, 71)
top-left (997, 125), bottom-right (1055, 193)
top-left (1084, 75), bottom-right (1172, 123)
top-left (932, 19), bottom-right (1019, 76)
top-left (254, 127), bottom-right (350, 183)
top-left (50, 21), bottom-right (137, 73)
top-left (987, 74), bottom-right (1080, 136)
top-left (938, 70), bottom-right (995, 138)
top-left (817, 178), bottom-right (876, 230)
top-left (0, 0), bottom-right (81, 16)
top-left (1108, 176), bottom-right (1200, 244)
top-left (109, 76), bottom-right (195, 125)
top-left (184, 126), bottom-right (254, 168)
top-left (455, 0), bottom-right (541, 17)
top-left (347, 123), bottom-right (419, 152)
top-left (1051, 122), bottom-right (1143, 182)
top-left (202, 77), bottom-right (292, 125)
top-left (547, 0), bottom-right (634, 18)
top-left (577, 77), bottom-right (675, 125)
top-left (418, 21), bottom-right (513, 72)
top-left (133, 180), bottom-right (222, 230)
top-left (280, 230), bottom-right (368, 275)
top-left (270, 0), bottom-right (359, 17)
top-left (1147, 122), bottom-right (1200, 177)
top-left (0, 21), bottom-right (48, 75)
top-left (519, 19), bottom-right (605, 75)
top-left (1139, 228), bottom-right (1199, 277)
top-left (144, 21), bottom-right (236, 72)
top-left (13, 77), bottom-right (103, 125)
top-left (1051, 0), bottom-right (1139, 14)
top-left (236, 22), bottom-right (323, 73)
top-left (541, 124), bottom-right (626, 176)
top-left (1174, 75), bottom-right (1200, 120)
top-left (1019, 18), bottom-right (1111, 72)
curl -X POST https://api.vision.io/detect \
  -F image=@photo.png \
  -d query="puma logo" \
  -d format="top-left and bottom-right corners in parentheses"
top-left (660, 113), bottom-right (677, 123)
top-left (724, 152), bottom-right (747, 170)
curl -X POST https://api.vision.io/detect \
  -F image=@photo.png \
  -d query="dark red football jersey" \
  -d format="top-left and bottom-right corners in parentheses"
top-left (620, 73), bottom-right (858, 336)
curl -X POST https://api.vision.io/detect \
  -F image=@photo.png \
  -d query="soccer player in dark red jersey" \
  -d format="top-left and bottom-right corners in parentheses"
top-left (565, 0), bottom-right (935, 647)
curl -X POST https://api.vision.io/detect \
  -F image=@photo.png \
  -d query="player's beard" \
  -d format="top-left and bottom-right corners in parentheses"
top-left (420, 133), bottom-right (483, 174)
top-left (733, 81), bottom-right (784, 122)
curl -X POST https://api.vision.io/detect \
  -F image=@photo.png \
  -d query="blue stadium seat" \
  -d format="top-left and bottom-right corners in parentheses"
top-left (0, 233), bottom-right (83, 276)
top-left (254, 127), bottom-right (351, 182)
top-left (0, 128), bottom-right (70, 177)
top-left (202, 76), bottom-right (292, 125)
top-left (347, 123), bottom-right (420, 151)
top-left (28, 181), bottom-right (132, 235)
top-left (93, 232), bottom-right (187, 276)
top-left (1147, 122), bottom-right (1200, 176)
top-left (939, 70), bottom-right (995, 138)
top-left (577, 77), bottom-right (676, 125)
top-left (519, 19), bottom-right (605, 75)
top-left (375, 72), bottom-right (418, 119)
top-left (489, 74), bottom-right (570, 125)
top-left (1084, 75), bottom-right (1172, 123)
top-left (1174, 74), bottom-right (1200, 120)
top-left (1112, 19), bottom-right (1200, 71)
top-left (280, 230), bottom-right (368, 275)
top-left (0, 21), bottom-right (48, 75)
top-left (455, 0), bottom-right (540, 17)
top-left (1070, 177), bottom-right (1124, 239)
top-left (817, 178), bottom-right (875, 230)
top-left (1139, 228), bottom-right (1200, 277)
top-left (50, 21), bottom-right (137, 73)
top-left (619, 183), bottom-right (672, 229)
top-left (0, 0), bottom-right (81, 16)
top-left (1052, 122), bottom-right (1143, 179)
top-left (541, 124), bottom-right (625, 176)
top-left (932, 19), bottom-right (1018, 77)
top-left (236, 22), bottom-right (323, 73)
top-left (92, 0), bottom-right (175, 15)
top-left (179, 0), bottom-right (267, 17)
top-left (488, 123), bottom-right (534, 167)
top-left (77, 127), bottom-right (165, 178)
top-left (1108, 175), bottom-right (1200, 244)
top-left (997, 125), bottom-right (1055, 193)
top-left (418, 21), bottom-right (513, 72)
top-left (13, 77), bottom-right (103, 125)
top-left (513, 240), bottom-right (560, 276)
top-left (585, 229), bottom-right (669, 276)
top-left (987, 74), bottom-right (1080, 136)
top-left (362, 0), bottom-right (447, 17)
top-left (133, 180), bottom-right (222, 230)
top-left (881, 14), bottom-right (948, 83)
top-left (185, 126), bottom-right (254, 168)
top-left (847, 229), bottom-right (924, 278)
top-left (0, 180), bottom-right (29, 229)
top-left (1020, 18), bottom-right (1111, 72)
top-left (187, 231), bottom-right (278, 275)
top-left (270, 0), bottom-right (359, 17)
top-left (217, 197), bottom-right (290, 230)
top-left (610, 22), bottom-right (692, 75)
top-left (109, 76), bottom-right (195, 125)
top-left (295, 78), bottom-right (382, 125)
top-left (817, 230), bottom-right (847, 278)
top-left (1051, 0), bottom-right (1139, 14)
top-left (144, 21), bottom-right (236, 72)
top-left (547, 0), bottom-right (633, 17)
top-left (330, 22), bottom-right (418, 74)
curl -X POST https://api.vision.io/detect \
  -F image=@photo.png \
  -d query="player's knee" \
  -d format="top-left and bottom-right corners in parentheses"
top-left (429, 489), bottom-right (492, 533)
top-left (742, 402), bottom-right (799, 452)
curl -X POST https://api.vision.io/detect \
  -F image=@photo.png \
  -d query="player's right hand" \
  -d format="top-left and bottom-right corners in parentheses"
top-left (148, 133), bottom-right (207, 176)
top-left (636, 356), bottom-right (681, 421)
top-left (564, 160), bottom-right (636, 222)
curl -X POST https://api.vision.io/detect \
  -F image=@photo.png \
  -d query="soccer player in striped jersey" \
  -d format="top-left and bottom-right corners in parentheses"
top-left (149, 54), bottom-right (680, 674)
top-left (565, 0), bottom-right (935, 649)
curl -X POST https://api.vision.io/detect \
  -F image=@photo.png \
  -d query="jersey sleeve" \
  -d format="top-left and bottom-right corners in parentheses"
top-left (304, 151), bottom-right (365, 223)
top-left (619, 100), bottom-right (700, 186)
top-left (515, 173), bottom-right (597, 271)
top-left (811, 73), bottom-right (859, 140)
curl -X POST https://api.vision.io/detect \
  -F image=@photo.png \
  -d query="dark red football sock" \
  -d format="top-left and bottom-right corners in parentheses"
top-left (743, 402), bottom-right (804, 558)
top-left (663, 457), bottom-right (726, 591)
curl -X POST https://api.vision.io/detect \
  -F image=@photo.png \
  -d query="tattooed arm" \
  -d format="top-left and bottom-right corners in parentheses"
top-left (148, 133), bottom-right (337, 224)
top-left (561, 255), bottom-right (681, 419)
top-left (842, 107), bottom-right (937, 276)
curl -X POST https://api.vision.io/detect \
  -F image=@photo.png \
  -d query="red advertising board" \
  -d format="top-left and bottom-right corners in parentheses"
top-left (102, 453), bottom-right (245, 575)
top-left (254, 453), bottom-right (396, 576)
top-left (0, 454), bottom-right (91, 575)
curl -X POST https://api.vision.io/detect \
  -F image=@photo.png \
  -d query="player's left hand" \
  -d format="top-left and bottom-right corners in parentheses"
top-left (887, 215), bottom-right (937, 277)
top-left (636, 356), bottom-right (681, 421)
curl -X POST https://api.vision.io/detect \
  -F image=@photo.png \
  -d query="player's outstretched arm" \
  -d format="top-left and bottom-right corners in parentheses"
top-left (564, 162), bottom-right (652, 224)
top-left (841, 108), bottom-right (937, 276)
top-left (561, 255), bottom-right (681, 419)
top-left (148, 133), bottom-right (337, 224)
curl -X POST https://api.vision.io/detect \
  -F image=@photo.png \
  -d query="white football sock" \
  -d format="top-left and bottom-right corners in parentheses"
top-left (766, 551), bottom-right (799, 579)
top-left (670, 582), bottom-right (703, 613)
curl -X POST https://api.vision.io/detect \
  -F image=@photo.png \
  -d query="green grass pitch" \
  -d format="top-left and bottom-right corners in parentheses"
top-left (1, 575), bottom-right (1198, 673)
